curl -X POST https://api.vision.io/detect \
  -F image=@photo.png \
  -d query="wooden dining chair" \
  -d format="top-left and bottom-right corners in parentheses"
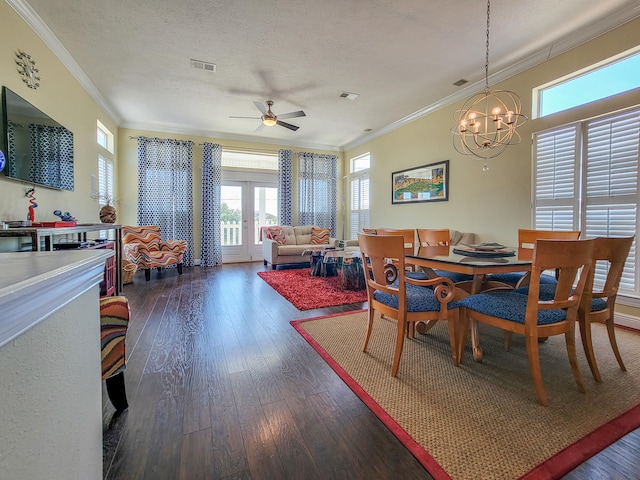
top-left (357, 233), bottom-right (463, 375)
top-left (376, 228), bottom-right (418, 270)
top-left (416, 228), bottom-right (475, 284)
top-left (459, 238), bottom-right (595, 406)
top-left (579, 236), bottom-right (634, 383)
top-left (488, 229), bottom-right (581, 289)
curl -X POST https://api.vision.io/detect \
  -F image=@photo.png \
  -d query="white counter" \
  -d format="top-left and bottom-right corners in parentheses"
top-left (0, 250), bottom-right (112, 480)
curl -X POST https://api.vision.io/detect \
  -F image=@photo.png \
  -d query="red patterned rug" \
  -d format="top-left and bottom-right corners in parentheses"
top-left (257, 268), bottom-right (367, 310)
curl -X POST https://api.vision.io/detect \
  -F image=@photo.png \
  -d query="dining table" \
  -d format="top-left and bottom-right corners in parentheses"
top-left (407, 244), bottom-right (532, 362)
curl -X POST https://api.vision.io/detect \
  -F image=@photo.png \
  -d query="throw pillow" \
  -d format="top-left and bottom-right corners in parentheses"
top-left (310, 227), bottom-right (330, 245)
top-left (265, 226), bottom-right (286, 245)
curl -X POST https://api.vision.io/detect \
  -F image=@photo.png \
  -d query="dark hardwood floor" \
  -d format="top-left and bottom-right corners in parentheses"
top-left (103, 263), bottom-right (640, 480)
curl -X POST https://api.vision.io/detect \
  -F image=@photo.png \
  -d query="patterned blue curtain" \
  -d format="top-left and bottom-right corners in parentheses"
top-left (29, 124), bottom-right (74, 190)
top-left (137, 137), bottom-right (194, 266)
top-left (201, 143), bottom-right (223, 266)
top-left (278, 149), bottom-right (293, 226)
top-left (7, 122), bottom-right (18, 177)
top-left (298, 152), bottom-right (337, 236)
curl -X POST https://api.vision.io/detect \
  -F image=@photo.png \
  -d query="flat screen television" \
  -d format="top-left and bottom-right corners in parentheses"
top-left (0, 86), bottom-right (74, 191)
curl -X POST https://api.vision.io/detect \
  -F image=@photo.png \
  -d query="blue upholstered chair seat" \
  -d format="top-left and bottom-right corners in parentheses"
top-left (459, 291), bottom-right (567, 325)
top-left (374, 280), bottom-right (459, 311)
top-left (488, 272), bottom-right (558, 286)
top-left (512, 284), bottom-right (608, 312)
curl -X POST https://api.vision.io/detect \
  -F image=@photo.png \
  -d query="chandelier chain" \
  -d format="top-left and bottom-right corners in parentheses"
top-left (485, 0), bottom-right (490, 90)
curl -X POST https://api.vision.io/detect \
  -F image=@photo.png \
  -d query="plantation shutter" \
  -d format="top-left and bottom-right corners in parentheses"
top-left (533, 125), bottom-right (578, 230)
top-left (98, 155), bottom-right (114, 206)
top-left (584, 110), bottom-right (639, 293)
top-left (350, 174), bottom-right (370, 240)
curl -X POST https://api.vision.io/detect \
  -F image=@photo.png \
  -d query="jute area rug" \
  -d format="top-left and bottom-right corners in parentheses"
top-left (291, 310), bottom-right (640, 480)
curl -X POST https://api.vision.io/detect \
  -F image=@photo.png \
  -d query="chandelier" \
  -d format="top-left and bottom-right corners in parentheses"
top-left (451, 0), bottom-right (527, 170)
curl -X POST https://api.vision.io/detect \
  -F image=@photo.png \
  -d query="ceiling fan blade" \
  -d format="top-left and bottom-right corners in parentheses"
top-left (229, 116), bottom-right (261, 119)
top-left (254, 101), bottom-right (267, 114)
top-left (277, 120), bottom-right (299, 131)
top-left (255, 122), bottom-right (266, 132)
top-left (277, 110), bottom-right (306, 120)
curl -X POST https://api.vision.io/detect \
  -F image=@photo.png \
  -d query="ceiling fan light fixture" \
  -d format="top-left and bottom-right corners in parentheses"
top-left (262, 115), bottom-right (277, 127)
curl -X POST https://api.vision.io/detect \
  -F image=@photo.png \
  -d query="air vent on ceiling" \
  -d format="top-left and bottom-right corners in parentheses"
top-left (190, 59), bottom-right (216, 72)
top-left (453, 79), bottom-right (468, 87)
top-left (339, 91), bottom-right (359, 100)
top-left (364, 128), bottom-right (373, 132)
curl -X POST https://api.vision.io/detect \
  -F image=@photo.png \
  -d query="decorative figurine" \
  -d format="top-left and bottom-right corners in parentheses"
top-left (25, 187), bottom-right (37, 222)
top-left (53, 210), bottom-right (76, 222)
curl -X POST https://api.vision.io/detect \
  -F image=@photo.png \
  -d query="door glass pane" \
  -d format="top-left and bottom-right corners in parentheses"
top-left (254, 186), bottom-right (278, 244)
top-left (221, 185), bottom-right (242, 246)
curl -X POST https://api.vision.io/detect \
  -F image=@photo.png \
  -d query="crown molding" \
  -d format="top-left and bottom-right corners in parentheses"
top-left (7, 0), bottom-right (122, 124)
top-left (343, 3), bottom-right (640, 152)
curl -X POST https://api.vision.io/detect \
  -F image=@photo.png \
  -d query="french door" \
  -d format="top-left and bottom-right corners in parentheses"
top-left (221, 176), bottom-right (278, 263)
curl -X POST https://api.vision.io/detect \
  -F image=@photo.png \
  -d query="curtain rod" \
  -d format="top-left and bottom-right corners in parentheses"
top-left (129, 137), bottom-right (279, 154)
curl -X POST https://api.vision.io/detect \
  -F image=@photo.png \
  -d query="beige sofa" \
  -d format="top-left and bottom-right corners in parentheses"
top-left (262, 225), bottom-right (337, 269)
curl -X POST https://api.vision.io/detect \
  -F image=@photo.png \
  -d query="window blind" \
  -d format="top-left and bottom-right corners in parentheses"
top-left (350, 173), bottom-right (370, 240)
top-left (533, 108), bottom-right (639, 296)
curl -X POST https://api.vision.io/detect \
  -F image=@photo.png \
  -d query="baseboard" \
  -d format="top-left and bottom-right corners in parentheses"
top-left (615, 312), bottom-right (640, 331)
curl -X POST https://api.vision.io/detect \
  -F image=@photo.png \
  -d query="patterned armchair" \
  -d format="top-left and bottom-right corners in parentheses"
top-left (101, 296), bottom-right (130, 412)
top-left (122, 225), bottom-right (187, 281)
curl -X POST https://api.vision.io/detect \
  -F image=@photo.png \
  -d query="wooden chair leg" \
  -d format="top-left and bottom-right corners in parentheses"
top-left (525, 334), bottom-right (548, 406)
top-left (579, 316), bottom-right (602, 383)
top-left (144, 268), bottom-right (151, 281)
top-left (105, 371), bottom-right (129, 412)
top-left (565, 328), bottom-right (586, 394)
top-left (362, 308), bottom-right (375, 352)
top-left (415, 319), bottom-right (438, 335)
top-left (504, 331), bottom-right (513, 351)
top-left (391, 318), bottom-right (407, 377)
top-left (606, 316), bottom-right (627, 372)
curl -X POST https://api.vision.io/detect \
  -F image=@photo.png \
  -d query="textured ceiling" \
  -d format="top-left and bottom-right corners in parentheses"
top-left (14, 0), bottom-right (640, 150)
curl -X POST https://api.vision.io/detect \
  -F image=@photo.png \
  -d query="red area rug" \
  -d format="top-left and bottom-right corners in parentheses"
top-left (257, 268), bottom-right (367, 310)
top-left (291, 310), bottom-right (640, 479)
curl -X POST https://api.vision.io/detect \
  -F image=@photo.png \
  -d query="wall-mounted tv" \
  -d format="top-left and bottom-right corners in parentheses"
top-left (0, 86), bottom-right (74, 191)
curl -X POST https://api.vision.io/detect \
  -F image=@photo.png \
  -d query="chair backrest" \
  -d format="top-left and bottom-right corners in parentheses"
top-left (527, 239), bottom-right (594, 325)
top-left (416, 228), bottom-right (450, 257)
top-left (358, 233), bottom-right (408, 298)
top-left (518, 229), bottom-right (580, 261)
top-left (376, 228), bottom-right (416, 256)
top-left (581, 236), bottom-right (634, 311)
top-left (122, 225), bottom-right (162, 251)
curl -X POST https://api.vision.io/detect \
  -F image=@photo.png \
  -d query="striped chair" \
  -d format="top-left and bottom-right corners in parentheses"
top-left (101, 296), bottom-right (130, 412)
top-left (122, 225), bottom-right (187, 281)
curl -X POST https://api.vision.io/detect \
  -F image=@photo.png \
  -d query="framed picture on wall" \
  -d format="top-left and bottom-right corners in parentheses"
top-left (391, 160), bottom-right (449, 204)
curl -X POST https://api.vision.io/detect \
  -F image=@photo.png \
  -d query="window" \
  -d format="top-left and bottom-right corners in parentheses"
top-left (349, 153), bottom-right (371, 239)
top-left (535, 48), bottom-right (640, 118)
top-left (222, 150), bottom-right (278, 170)
top-left (298, 153), bottom-right (337, 234)
top-left (533, 108), bottom-right (639, 296)
top-left (97, 120), bottom-right (114, 153)
top-left (98, 155), bottom-right (114, 206)
top-left (351, 152), bottom-right (370, 173)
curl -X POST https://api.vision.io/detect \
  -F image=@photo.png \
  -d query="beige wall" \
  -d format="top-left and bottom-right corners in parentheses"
top-left (0, 2), bottom-right (118, 225)
top-left (118, 128), bottom-right (343, 258)
top-left (345, 16), bottom-right (640, 248)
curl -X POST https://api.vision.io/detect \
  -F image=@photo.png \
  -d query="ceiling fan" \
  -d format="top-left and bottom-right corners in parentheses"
top-left (230, 100), bottom-right (305, 131)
